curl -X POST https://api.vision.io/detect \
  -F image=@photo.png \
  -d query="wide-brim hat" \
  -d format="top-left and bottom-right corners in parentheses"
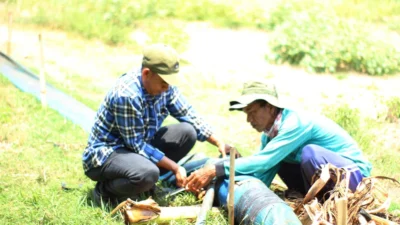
top-left (142, 43), bottom-right (186, 86)
top-left (229, 81), bottom-right (284, 111)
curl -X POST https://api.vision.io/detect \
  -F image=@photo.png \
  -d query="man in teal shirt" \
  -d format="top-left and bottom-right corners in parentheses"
top-left (186, 81), bottom-right (372, 195)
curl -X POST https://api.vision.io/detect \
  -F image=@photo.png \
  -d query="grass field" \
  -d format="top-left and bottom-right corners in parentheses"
top-left (1, 65), bottom-right (399, 224)
top-left (1, 0), bottom-right (400, 224)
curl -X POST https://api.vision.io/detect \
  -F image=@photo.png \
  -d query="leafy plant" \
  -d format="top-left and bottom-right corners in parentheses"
top-left (323, 104), bottom-right (373, 154)
top-left (6, 0), bottom-right (268, 48)
top-left (267, 1), bottom-right (400, 76)
top-left (386, 97), bottom-right (400, 122)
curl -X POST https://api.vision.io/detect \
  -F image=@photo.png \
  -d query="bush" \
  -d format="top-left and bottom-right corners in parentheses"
top-left (267, 1), bottom-right (400, 75)
top-left (323, 105), bottom-right (373, 153)
top-left (386, 97), bottom-right (400, 122)
top-left (10, 0), bottom-right (267, 48)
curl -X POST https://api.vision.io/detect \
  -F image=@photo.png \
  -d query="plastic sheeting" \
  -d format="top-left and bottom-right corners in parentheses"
top-left (0, 52), bottom-right (96, 132)
top-left (218, 176), bottom-right (302, 225)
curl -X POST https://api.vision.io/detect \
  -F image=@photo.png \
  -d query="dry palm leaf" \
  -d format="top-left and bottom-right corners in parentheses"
top-left (110, 197), bottom-right (161, 224)
top-left (109, 197), bottom-right (221, 224)
top-left (297, 164), bottom-right (400, 225)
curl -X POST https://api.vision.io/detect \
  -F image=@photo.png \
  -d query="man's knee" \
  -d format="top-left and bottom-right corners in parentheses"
top-left (179, 122), bottom-right (197, 143)
top-left (132, 165), bottom-right (159, 191)
top-left (301, 144), bottom-right (320, 163)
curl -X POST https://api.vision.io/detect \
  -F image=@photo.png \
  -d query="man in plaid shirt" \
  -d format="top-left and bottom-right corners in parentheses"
top-left (83, 44), bottom-right (228, 205)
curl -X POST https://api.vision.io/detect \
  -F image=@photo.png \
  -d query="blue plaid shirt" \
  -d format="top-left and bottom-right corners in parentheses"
top-left (82, 68), bottom-right (213, 172)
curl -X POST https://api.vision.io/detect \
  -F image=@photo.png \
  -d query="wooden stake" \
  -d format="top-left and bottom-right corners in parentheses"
top-left (228, 147), bottom-right (236, 225)
top-left (369, 214), bottom-right (398, 225)
top-left (7, 12), bottom-right (13, 55)
top-left (335, 197), bottom-right (348, 225)
top-left (38, 33), bottom-right (47, 108)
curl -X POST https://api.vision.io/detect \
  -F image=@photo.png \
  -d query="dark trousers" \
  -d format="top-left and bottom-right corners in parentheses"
top-left (85, 123), bottom-right (197, 200)
top-left (278, 144), bottom-right (364, 194)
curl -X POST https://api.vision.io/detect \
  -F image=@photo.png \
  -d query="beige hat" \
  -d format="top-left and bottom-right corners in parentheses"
top-left (229, 81), bottom-right (284, 111)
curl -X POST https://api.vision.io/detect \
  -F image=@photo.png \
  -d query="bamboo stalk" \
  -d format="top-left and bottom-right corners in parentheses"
top-left (111, 204), bottom-right (220, 224)
top-left (369, 214), bottom-right (398, 225)
top-left (38, 33), bottom-right (47, 107)
top-left (155, 206), bottom-right (220, 223)
top-left (7, 12), bottom-right (13, 55)
top-left (335, 197), bottom-right (348, 225)
top-left (228, 147), bottom-right (236, 225)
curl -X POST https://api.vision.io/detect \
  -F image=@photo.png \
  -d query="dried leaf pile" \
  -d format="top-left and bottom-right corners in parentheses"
top-left (292, 164), bottom-right (400, 225)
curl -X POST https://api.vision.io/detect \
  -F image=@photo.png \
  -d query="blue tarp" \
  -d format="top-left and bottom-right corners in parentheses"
top-left (0, 51), bottom-right (96, 133)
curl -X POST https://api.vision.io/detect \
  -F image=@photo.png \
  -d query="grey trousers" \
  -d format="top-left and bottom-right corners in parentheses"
top-left (85, 123), bottom-right (197, 200)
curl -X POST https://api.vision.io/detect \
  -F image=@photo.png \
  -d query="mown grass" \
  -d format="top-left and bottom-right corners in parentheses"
top-left (1, 0), bottom-right (399, 222)
top-left (0, 75), bottom-right (230, 224)
top-left (0, 75), bottom-right (112, 224)
top-left (1, 63), bottom-right (399, 225)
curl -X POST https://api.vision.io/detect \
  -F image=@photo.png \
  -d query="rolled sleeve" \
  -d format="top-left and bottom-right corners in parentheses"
top-left (167, 87), bottom-right (213, 141)
top-left (141, 143), bottom-right (165, 163)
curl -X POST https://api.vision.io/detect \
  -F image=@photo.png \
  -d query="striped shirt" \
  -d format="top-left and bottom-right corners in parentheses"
top-left (82, 68), bottom-right (213, 172)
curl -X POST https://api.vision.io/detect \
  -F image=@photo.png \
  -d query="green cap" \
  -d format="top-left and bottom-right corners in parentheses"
top-left (229, 81), bottom-right (284, 111)
top-left (142, 43), bottom-right (183, 86)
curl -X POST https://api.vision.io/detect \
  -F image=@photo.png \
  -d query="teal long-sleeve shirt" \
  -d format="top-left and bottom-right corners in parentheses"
top-left (220, 108), bottom-right (372, 186)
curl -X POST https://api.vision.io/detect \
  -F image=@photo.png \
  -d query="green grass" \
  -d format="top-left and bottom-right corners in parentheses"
top-left (3, 0), bottom-right (400, 75)
top-left (25, 66), bottom-right (105, 110)
top-left (0, 75), bottom-right (113, 224)
top-left (2, 66), bottom-right (400, 224)
top-left (333, 0), bottom-right (400, 31)
top-left (1, 0), bottom-right (400, 220)
top-left (323, 104), bottom-right (400, 178)
top-left (0, 75), bottom-right (230, 224)
top-left (1, 0), bottom-right (267, 49)
top-left (386, 96), bottom-right (400, 122)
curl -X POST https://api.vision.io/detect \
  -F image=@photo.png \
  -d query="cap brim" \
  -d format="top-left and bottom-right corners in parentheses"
top-left (159, 72), bottom-right (187, 87)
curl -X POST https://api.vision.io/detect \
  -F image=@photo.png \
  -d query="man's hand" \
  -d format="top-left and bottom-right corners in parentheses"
top-left (156, 156), bottom-right (187, 187)
top-left (218, 142), bottom-right (227, 158)
top-left (174, 166), bottom-right (187, 188)
top-left (185, 165), bottom-right (216, 192)
top-left (225, 144), bottom-right (242, 158)
top-left (206, 135), bottom-right (231, 158)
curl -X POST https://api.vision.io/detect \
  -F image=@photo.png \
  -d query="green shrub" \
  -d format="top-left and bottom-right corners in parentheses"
top-left (323, 105), bottom-right (373, 153)
top-left (267, 1), bottom-right (400, 76)
top-left (9, 0), bottom-right (267, 48)
top-left (386, 97), bottom-right (400, 122)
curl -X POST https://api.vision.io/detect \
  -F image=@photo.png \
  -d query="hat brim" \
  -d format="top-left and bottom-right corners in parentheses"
top-left (159, 72), bottom-right (187, 87)
top-left (229, 94), bottom-right (283, 111)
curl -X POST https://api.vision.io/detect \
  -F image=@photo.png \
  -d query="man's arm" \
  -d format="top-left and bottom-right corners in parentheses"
top-left (157, 157), bottom-right (187, 187)
top-left (206, 135), bottom-right (229, 158)
top-left (167, 87), bottom-right (213, 141)
top-left (187, 112), bottom-right (313, 190)
top-left (219, 113), bottom-right (312, 178)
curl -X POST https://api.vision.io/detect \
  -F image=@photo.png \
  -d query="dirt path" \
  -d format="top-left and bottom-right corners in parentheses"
top-left (2, 22), bottom-right (400, 113)
top-left (1, 21), bottom-right (399, 149)
top-left (1, 19), bottom-right (399, 211)
top-left (182, 23), bottom-right (400, 116)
